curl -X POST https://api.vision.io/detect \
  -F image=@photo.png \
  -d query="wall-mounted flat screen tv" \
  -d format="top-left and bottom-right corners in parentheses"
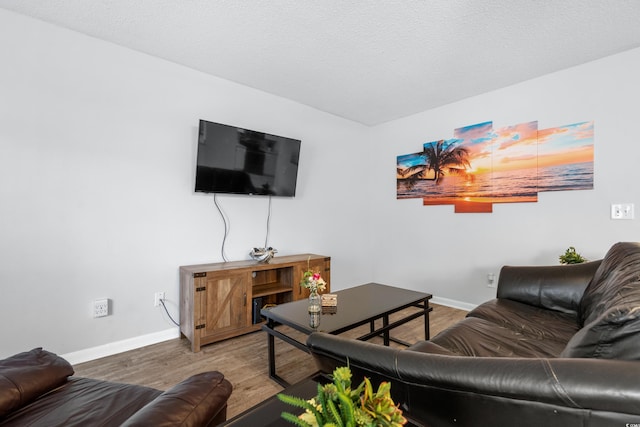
top-left (195, 120), bottom-right (301, 197)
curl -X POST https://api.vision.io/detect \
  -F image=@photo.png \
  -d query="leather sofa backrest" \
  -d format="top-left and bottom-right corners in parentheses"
top-left (0, 348), bottom-right (74, 417)
top-left (579, 242), bottom-right (640, 326)
top-left (497, 261), bottom-right (601, 316)
top-left (561, 303), bottom-right (640, 359)
top-left (563, 242), bottom-right (640, 360)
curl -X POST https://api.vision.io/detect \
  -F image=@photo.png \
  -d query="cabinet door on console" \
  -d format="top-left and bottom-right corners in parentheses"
top-left (196, 271), bottom-right (251, 342)
top-left (294, 257), bottom-right (331, 300)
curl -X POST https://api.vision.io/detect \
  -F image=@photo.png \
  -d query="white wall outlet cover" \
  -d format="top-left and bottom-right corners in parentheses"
top-left (611, 203), bottom-right (635, 220)
top-left (93, 299), bottom-right (109, 318)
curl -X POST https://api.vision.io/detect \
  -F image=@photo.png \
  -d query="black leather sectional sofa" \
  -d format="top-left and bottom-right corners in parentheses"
top-left (307, 242), bottom-right (640, 427)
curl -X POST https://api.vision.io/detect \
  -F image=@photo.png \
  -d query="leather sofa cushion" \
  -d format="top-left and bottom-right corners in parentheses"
top-left (430, 317), bottom-right (568, 358)
top-left (425, 299), bottom-right (580, 358)
top-left (407, 340), bottom-right (456, 355)
top-left (468, 299), bottom-right (579, 343)
top-left (579, 242), bottom-right (640, 326)
top-left (561, 303), bottom-right (640, 359)
top-left (0, 348), bottom-right (74, 417)
top-left (121, 371), bottom-right (232, 427)
top-left (0, 377), bottom-right (162, 426)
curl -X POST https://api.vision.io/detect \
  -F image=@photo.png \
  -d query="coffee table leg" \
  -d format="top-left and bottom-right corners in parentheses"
top-left (383, 315), bottom-right (390, 346)
top-left (268, 329), bottom-right (276, 379)
top-left (262, 320), bottom-right (304, 387)
top-left (264, 319), bottom-right (280, 383)
top-left (424, 300), bottom-right (431, 340)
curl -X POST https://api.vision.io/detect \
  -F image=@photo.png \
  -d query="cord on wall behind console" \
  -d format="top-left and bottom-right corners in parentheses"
top-left (160, 298), bottom-right (180, 327)
top-left (264, 195), bottom-right (272, 248)
top-left (213, 194), bottom-right (230, 262)
top-left (214, 194), bottom-right (275, 263)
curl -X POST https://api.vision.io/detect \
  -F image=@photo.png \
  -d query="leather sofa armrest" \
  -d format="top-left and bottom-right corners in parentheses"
top-left (307, 333), bottom-right (640, 425)
top-left (0, 348), bottom-right (74, 417)
top-left (496, 260), bottom-right (601, 315)
top-left (121, 371), bottom-right (232, 427)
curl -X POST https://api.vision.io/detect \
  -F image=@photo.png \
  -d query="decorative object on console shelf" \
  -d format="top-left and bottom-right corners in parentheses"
top-left (559, 246), bottom-right (587, 264)
top-left (250, 246), bottom-right (277, 263)
top-left (278, 366), bottom-right (407, 427)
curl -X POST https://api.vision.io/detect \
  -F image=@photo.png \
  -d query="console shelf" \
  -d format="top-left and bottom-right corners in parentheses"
top-left (179, 253), bottom-right (330, 352)
top-left (252, 285), bottom-right (292, 298)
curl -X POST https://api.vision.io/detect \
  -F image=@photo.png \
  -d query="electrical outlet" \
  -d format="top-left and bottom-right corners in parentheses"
top-left (93, 299), bottom-right (109, 318)
top-left (487, 273), bottom-right (496, 288)
top-left (611, 203), bottom-right (634, 220)
top-left (154, 291), bottom-right (165, 307)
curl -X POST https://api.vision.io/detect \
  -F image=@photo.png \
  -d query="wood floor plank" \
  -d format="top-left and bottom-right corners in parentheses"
top-left (73, 303), bottom-right (467, 419)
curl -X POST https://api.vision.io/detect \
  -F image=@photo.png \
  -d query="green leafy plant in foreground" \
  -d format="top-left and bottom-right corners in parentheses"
top-left (278, 366), bottom-right (407, 427)
top-left (559, 246), bottom-right (587, 264)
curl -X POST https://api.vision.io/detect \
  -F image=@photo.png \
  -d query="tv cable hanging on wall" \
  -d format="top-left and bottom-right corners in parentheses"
top-left (214, 194), bottom-right (277, 263)
top-left (213, 194), bottom-right (230, 262)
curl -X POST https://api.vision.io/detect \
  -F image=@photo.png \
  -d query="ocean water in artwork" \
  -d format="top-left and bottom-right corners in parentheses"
top-left (397, 162), bottom-right (593, 201)
top-left (537, 162), bottom-right (593, 192)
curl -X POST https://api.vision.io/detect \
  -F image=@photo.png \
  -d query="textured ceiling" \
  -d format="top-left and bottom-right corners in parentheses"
top-left (2, 1), bottom-right (640, 125)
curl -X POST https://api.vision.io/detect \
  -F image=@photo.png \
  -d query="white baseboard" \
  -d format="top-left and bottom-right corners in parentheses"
top-left (431, 296), bottom-right (477, 312)
top-left (61, 327), bottom-right (180, 365)
top-left (60, 298), bottom-right (473, 365)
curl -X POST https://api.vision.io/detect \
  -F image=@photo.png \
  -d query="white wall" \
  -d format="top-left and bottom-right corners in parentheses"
top-left (0, 9), bottom-right (372, 360)
top-left (369, 47), bottom-right (640, 306)
top-left (2, 7), bottom-right (640, 362)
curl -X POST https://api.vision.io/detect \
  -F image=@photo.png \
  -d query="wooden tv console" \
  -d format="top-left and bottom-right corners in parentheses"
top-left (179, 254), bottom-right (330, 352)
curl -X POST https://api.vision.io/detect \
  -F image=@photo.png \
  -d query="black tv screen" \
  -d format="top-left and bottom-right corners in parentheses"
top-left (195, 120), bottom-right (301, 197)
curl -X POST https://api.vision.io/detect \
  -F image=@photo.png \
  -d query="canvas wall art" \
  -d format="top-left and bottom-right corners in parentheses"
top-left (397, 120), bottom-right (594, 213)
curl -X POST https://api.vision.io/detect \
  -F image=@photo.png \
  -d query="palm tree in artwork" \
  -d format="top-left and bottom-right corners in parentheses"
top-left (397, 165), bottom-right (423, 190)
top-left (422, 140), bottom-right (471, 184)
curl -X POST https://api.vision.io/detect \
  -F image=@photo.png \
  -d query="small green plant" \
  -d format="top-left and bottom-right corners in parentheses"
top-left (278, 366), bottom-right (407, 427)
top-left (559, 246), bottom-right (586, 264)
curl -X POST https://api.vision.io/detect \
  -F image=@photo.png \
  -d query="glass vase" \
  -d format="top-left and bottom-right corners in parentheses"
top-left (308, 291), bottom-right (321, 313)
top-left (309, 312), bottom-right (320, 328)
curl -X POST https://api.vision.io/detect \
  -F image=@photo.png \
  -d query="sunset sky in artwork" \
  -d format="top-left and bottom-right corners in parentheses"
top-left (397, 119), bottom-right (594, 184)
top-left (490, 121), bottom-right (539, 173)
top-left (537, 121), bottom-right (594, 168)
top-left (452, 120), bottom-right (594, 175)
top-left (452, 121), bottom-right (493, 174)
top-left (454, 121), bottom-right (540, 174)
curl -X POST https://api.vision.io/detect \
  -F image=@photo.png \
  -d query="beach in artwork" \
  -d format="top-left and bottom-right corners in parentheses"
top-left (398, 161), bottom-right (593, 201)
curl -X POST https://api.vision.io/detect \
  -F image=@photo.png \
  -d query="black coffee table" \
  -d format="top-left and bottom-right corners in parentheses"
top-left (261, 282), bottom-right (432, 386)
top-left (221, 374), bottom-right (322, 426)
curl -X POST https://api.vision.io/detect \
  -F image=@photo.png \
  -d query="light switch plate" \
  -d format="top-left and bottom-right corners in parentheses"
top-left (611, 203), bottom-right (634, 220)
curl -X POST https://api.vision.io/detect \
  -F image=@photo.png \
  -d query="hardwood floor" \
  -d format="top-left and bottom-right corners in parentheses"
top-left (73, 303), bottom-right (467, 420)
